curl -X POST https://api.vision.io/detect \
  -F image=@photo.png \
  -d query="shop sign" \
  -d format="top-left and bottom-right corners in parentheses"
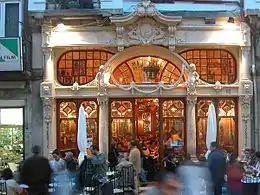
top-left (0, 38), bottom-right (21, 71)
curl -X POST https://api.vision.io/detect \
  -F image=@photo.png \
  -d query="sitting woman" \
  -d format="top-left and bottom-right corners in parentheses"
top-left (2, 168), bottom-right (23, 195)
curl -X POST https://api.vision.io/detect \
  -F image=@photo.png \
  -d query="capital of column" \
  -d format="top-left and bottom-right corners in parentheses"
top-left (40, 81), bottom-right (53, 98)
top-left (186, 95), bottom-right (197, 106)
top-left (97, 95), bottom-right (109, 105)
top-left (241, 46), bottom-right (251, 53)
top-left (42, 47), bottom-right (52, 57)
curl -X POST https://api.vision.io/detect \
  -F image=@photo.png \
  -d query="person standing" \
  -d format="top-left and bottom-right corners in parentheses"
top-left (20, 145), bottom-right (52, 195)
top-left (129, 140), bottom-right (141, 175)
top-left (2, 168), bottom-right (23, 195)
top-left (208, 141), bottom-right (226, 195)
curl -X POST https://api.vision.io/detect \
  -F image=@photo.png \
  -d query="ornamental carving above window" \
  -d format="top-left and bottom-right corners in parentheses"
top-left (180, 49), bottom-right (236, 84)
top-left (57, 50), bottom-right (113, 86)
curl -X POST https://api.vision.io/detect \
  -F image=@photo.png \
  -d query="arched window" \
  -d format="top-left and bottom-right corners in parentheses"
top-left (57, 50), bottom-right (113, 85)
top-left (110, 56), bottom-right (184, 84)
top-left (180, 49), bottom-right (236, 84)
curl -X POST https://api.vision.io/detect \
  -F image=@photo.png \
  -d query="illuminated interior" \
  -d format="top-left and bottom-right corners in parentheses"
top-left (57, 100), bottom-right (98, 151)
top-left (110, 98), bottom-right (185, 154)
top-left (57, 50), bottom-right (113, 86)
top-left (196, 98), bottom-right (237, 156)
top-left (110, 56), bottom-right (185, 84)
top-left (181, 49), bottom-right (236, 84)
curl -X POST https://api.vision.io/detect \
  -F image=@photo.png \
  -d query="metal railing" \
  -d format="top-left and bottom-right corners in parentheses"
top-left (46, 0), bottom-right (100, 10)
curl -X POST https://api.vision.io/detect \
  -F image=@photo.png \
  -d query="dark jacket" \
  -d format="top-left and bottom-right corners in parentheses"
top-left (108, 146), bottom-right (119, 168)
top-left (208, 149), bottom-right (226, 184)
top-left (65, 158), bottom-right (78, 172)
top-left (20, 155), bottom-right (52, 194)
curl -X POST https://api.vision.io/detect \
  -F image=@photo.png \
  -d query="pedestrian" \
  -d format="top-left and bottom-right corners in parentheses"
top-left (108, 142), bottom-right (119, 170)
top-left (20, 145), bottom-right (52, 195)
top-left (208, 141), bottom-right (226, 195)
top-left (2, 168), bottom-right (23, 195)
top-left (129, 140), bottom-right (141, 175)
top-left (227, 153), bottom-right (243, 195)
top-left (87, 145), bottom-right (107, 176)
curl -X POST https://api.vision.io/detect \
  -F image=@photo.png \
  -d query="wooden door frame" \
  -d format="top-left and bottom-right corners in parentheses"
top-left (195, 97), bottom-right (238, 156)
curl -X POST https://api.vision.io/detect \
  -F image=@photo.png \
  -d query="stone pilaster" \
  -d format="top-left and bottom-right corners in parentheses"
top-left (42, 47), bottom-right (53, 82)
top-left (239, 95), bottom-right (252, 149)
top-left (186, 95), bottom-right (197, 158)
top-left (40, 82), bottom-right (53, 157)
top-left (240, 46), bottom-right (251, 80)
top-left (97, 95), bottom-right (109, 159)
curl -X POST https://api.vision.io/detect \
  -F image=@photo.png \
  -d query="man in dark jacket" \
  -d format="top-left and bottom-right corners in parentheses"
top-left (20, 145), bottom-right (52, 195)
top-left (208, 141), bottom-right (226, 195)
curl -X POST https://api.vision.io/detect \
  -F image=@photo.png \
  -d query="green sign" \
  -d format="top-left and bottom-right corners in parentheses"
top-left (0, 38), bottom-right (21, 71)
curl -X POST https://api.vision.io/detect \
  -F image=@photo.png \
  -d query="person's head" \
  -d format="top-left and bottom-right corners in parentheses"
top-left (65, 151), bottom-right (74, 160)
top-left (31, 145), bottom-right (40, 155)
top-left (52, 149), bottom-right (61, 161)
top-left (129, 140), bottom-right (137, 150)
top-left (2, 168), bottom-right (13, 180)
top-left (229, 153), bottom-right (238, 164)
top-left (255, 151), bottom-right (260, 160)
top-left (90, 145), bottom-right (99, 155)
top-left (210, 141), bottom-right (218, 151)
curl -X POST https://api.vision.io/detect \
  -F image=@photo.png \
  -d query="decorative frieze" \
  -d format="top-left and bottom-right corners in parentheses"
top-left (187, 64), bottom-right (199, 95)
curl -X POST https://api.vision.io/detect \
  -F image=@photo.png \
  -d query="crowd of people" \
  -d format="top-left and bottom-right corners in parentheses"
top-left (1, 141), bottom-right (260, 195)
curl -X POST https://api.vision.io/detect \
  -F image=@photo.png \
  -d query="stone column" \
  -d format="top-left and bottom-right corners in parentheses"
top-left (97, 95), bottom-right (109, 159)
top-left (186, 95), bottom-right (197, 158)
top-left (240, 46), bottom-right (251, 80)
top-left (40, 47), bottom-right (54, 157)
top-left (239, 46), bottom-right (253, 150)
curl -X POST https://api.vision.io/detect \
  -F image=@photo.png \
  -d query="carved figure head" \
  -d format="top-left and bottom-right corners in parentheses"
top-left (190, 63), bottom-right (196, 71)
top-left (99, 65), bottom-right (105, 72)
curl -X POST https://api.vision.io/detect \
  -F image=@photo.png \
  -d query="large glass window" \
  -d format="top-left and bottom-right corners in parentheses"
top-left (57, 100), bottom-right (99, 151)
top-left (0, 108), bottom-right (24, 169)
top-left (57, 50), bottom-right (113, 86)
top-left (110, 56), bottom-right (185, 84)
top-left (196, 98), bottom-right (237, 156)
top-left (110, 100), bottom-right (134, 152)
top-left (5, 3), bottom-right (19, 37)
top-left (162, 100), bottom-right (185, 145)
top-left (180, 49), bottom-right (236, 84)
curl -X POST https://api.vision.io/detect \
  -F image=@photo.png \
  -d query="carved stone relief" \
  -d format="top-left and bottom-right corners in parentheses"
top-left (110, 0), bottom-right (182, 51)
top-left (128, 18), bottom-right (166, 45)
top-left (40, 81), bottom-right (53, 98)
top-left (186, 64), bottom-right (199, 95)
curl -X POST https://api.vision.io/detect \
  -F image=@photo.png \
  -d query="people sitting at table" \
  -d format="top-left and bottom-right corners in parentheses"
top-left (49, 149), bottom-right (67, 173)
top-left (2, 168), bottom-right (23, 195)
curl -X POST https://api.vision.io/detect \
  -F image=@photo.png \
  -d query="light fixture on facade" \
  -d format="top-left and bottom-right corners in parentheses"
top-left (142, 56), bottom-right (162, 80)
top-left (227, 17), bottom-right (235, 24)
top-left (55, 23), bottom-right (68, 31)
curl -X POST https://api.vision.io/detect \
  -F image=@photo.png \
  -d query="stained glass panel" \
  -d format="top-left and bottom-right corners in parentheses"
top-left (57, 50), bottom-right (113, 86)
top-left (163, 100), bottom-right (184, 117)
top-left (59, 119), bottom-right (77, 150)
top-left (110, 56), bottom-right (184, 84)
top-left (181, 49), bottom-right (236, 84)
top-left (60, 102), bottom-right (77, 118)
top-left (111, 101), bottom-right (132, 117)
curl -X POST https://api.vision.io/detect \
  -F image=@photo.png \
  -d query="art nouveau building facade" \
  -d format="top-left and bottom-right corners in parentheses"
top-left (30, 0), bottom-right (253, 158)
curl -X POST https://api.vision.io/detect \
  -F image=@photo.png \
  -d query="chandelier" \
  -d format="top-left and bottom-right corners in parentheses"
top-left (141, 56), bottom-right (163, 80)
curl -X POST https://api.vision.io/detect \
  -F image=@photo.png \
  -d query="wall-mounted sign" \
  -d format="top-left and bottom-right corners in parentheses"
top-left (0, 38), bottom-right (21, 71)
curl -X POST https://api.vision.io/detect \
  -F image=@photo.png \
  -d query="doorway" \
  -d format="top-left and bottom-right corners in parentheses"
top-left (109, 98), bottom-right (186, 156)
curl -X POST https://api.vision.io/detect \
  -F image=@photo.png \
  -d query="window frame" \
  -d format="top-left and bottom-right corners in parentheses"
top-left (0, 1), bottom-right (22, 37)
top-left (180, 49), bottom-right (237, 84)
top-left (195, 97), bottom-right (238, 157)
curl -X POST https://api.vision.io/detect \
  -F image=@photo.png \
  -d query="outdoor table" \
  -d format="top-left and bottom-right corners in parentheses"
top-left (241, 176), bottom-right (260, 195)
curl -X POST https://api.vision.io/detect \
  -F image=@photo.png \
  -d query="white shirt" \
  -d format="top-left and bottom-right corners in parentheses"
top-left (49, 159), bottom-right (66, 173)
top-left (5, 179), bottom-right (22, 195)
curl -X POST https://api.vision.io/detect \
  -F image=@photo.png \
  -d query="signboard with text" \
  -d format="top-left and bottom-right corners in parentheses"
top-left (0, 38), bottom-right (22, 71)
